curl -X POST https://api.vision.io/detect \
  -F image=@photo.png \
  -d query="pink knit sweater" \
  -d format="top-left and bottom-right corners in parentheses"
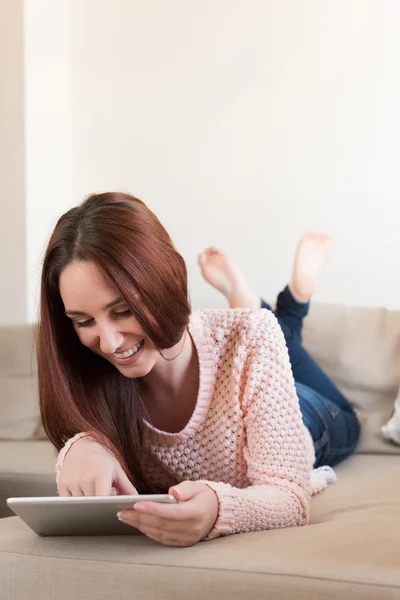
top-left (57, 308), bottom-right (333, 539)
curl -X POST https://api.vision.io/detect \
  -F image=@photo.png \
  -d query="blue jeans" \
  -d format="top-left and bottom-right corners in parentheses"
top-left (262, 287), bottom-right (360, 467)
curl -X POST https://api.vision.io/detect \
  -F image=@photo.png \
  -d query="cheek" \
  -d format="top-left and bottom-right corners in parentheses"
top-left (75, 329), bottom-right (97, 350)
top-left (146, 345), bottom-right (160, 365)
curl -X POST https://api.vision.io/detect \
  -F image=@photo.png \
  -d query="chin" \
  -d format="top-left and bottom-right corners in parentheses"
top-left (115, 360), bottom-right (155, 379)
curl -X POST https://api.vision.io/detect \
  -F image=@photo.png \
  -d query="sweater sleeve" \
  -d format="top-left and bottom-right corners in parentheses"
top-left (202, 309), bottom-right (314, 540)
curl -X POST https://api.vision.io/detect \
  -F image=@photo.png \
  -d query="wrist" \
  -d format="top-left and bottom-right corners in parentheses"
top-left (56, 432), bottom-right (92, 481)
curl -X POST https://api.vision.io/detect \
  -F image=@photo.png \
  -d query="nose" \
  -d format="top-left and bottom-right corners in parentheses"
top-left (98, 322), bottom-right (124, 355)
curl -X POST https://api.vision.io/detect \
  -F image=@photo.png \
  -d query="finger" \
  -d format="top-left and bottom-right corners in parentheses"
top-left (69, 486), bottom-right (85, 497)
top-left (57, 484), bottom-right (72, 497)
top-left (129, 519), bottom-right (185, 545)
top-left (119, 509), bottom-right (190, 534)
top-left (118, 509), bottom-right (159, 530)
top-left (169, 481), bottom-right (200, 502)
top-left (133, 500), bottom-right (191, 521)
top-left (94, 477), bottom-right (113, 496)
top-left (135, 524), bottom-right (169, 544)
top-left (140, 527), bottom-right (193, 547)
top-left (82, 485), bottom-right (96, 496)
top-left (81, 480), bottom-right (96, 497)
top-left (114, 468), bottom-right (138, 495)
top-left (141, 530), bottom-right (164, 544)
top-left (118, 509), bottom-right (198, 547)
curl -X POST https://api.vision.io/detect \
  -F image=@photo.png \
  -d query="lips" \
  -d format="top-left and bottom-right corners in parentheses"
top-left (114, 340), bottom-right (144, 359)
top-left (112, 339), bottom-right (145, 366)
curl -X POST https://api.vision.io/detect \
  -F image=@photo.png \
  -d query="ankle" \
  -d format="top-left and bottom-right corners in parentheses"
top-left (288, 281), bottom-right (312, 304)
top-left (228, 287), bottom-right (261, 310)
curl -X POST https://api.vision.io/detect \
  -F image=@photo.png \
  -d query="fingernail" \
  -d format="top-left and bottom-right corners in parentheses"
top-left (134, 503), bottom-right (146, 512)
top-left (117, 512), bottom-right (123, 519)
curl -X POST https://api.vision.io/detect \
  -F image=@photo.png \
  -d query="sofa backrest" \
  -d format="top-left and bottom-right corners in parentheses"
top-left (303, 303), bottom-right (400, 454)
top-left (1, 303), bottom-right (399, 454)
top-left (0, 324), bottom-right (39, 439)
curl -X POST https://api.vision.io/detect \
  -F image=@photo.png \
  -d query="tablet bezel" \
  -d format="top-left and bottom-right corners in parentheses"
top-left (6, 494), bottom-right (177, 536)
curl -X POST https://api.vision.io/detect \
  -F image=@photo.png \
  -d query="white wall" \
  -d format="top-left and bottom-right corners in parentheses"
top-left (3, 1), bottom-right (400, 322)
top-left (24, 0), bottom-right (73, 322)
top-left (0, 0), bottom-right (26, 323)
top-left (68, 0), bottom-right (400, 311)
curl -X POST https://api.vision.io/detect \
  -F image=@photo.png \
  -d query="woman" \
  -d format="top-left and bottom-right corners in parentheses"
top-left (38, 192), bottom-right (359, 547)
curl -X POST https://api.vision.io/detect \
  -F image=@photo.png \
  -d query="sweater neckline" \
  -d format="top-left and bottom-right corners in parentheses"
top-left (143, 311), bottom-right (214, 446)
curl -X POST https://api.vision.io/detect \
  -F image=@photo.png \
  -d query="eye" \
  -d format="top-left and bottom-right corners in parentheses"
top-left (113, 309), bottom-right (132, 319)
top-left (75, 318), bottom-right (95, 329)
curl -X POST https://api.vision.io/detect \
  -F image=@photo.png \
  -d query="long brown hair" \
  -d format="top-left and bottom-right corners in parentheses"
top-left (37, 192), bottom-right (191, 492)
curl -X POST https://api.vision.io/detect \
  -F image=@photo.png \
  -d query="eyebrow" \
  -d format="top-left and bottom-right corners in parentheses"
top-left (65, 296), bottom-right (124, 316)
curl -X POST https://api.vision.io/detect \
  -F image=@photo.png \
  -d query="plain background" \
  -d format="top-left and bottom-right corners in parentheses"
top-left (2, 0), bottom-right (400, 324)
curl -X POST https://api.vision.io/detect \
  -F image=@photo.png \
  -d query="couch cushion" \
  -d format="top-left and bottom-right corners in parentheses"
top-left (0, 440), bottom-right (57, 517)
top-left (0, 454), bottom-right (398, 600)
top-left (303, 303), bottom-right (400, 454)
top-left (0, 440), bottom-right (56, 475)
top-left (0, 324), bottom-right (39, 439)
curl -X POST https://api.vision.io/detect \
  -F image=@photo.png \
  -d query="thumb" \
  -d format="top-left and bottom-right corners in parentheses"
top-left (169, 480), bottom-right (199, 502)
top-left (114, 466), bottom-right (138, 496)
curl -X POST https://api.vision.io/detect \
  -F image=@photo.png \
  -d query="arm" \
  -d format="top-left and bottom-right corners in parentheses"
top-left (202, 309), bottom-right (314, 539)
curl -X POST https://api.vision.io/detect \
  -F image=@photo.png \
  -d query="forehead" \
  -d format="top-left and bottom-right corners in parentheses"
top-left (59, 261), bottom-right (117, 311)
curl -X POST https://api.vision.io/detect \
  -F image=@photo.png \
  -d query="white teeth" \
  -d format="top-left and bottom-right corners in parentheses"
top-left (114, 340), bottom-right (143, 360)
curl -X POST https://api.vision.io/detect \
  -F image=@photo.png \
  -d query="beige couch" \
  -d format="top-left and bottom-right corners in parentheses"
top-left (0, 303), bottom-right (399, 599)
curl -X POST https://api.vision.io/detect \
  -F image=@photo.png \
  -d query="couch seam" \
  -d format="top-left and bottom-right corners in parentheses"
top-left (0, 550), bottom-right (399, 590)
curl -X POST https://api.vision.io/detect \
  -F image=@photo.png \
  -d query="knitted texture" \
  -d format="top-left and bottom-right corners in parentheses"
top-left (56, 432), bottom-right (90, 484)
top-left (57, 308), bottom-right (324, 539)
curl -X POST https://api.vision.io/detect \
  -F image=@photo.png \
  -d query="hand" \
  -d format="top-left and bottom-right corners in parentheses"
top-left (58, 437), bottom-right (138, 497)
top-left (117, 481), bottom-right (219, 547)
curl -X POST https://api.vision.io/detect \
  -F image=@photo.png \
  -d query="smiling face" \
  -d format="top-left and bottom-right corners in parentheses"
top-left (59, 260), bottom-right (160, 378)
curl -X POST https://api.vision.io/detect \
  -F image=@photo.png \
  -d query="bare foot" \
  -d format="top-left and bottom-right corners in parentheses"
top-left (290, 233), bottom-right (332, 302)
top-left (197, 247), bottom-right (260, 309)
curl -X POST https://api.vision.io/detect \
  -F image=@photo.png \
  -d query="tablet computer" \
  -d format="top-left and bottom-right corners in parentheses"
top-left (6, 494), bottom-right (177, 536)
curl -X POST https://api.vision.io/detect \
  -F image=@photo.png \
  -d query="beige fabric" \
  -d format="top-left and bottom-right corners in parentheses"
top-left (0, 440), bottom-right (57, 518)
top-left (0, 440), bottom-right (56, 474)
top-left (0, 454), bottom-right (399, 599)
top-left (0, 324), bottom-right (39, 439)
top-left (303, 303), bottom-right (400, 454)
top-left (34, 422), bottom-right (47, 439)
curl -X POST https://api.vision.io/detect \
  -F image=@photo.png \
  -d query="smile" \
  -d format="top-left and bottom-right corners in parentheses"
top-left (114, 340), bottom-right (144, 360)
